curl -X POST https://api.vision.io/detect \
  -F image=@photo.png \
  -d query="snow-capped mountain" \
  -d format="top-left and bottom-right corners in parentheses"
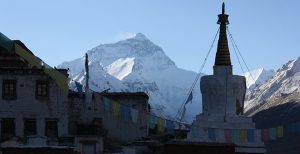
top-left (245, 57), bottom-right (300, 116)
top-left (242, 68), bottom-right (275, 90)
top-left (59, 33), bottom-right (202, 121)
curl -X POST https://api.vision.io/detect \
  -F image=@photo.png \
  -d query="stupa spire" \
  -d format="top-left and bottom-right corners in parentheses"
top-left (214, 2), bottom-right (231, 66)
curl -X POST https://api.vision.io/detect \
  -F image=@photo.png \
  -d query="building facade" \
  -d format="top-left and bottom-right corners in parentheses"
top-left (0, 40), bottom-right (69, 145)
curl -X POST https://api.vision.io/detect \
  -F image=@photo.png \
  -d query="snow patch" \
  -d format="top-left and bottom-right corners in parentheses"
top-left (106, 58), bottom-right (135, 80)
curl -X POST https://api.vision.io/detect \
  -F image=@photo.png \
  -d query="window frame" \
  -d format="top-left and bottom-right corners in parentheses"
top-left (24, 118), bottom-right (37, 137)
top-left (35, 80), bottom-right (49, 99)
top-left (1, 118), bottom-right (15, 140)
top-left (45, 118), bottom-right (58, 138)
top-left (2, 80), bottom-right (17, 100)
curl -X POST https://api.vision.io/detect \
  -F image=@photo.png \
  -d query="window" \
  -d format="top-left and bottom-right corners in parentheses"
top-left (36, 81), bottom-right (48, 98)
top-left (45, 119), bottom-right (58, 138)
top-left (2, 80), bottom-right (16, 99)
top-left (24, 119), bottom-right (36, 136)
top-left (1, 118), bottom-right (15, 140)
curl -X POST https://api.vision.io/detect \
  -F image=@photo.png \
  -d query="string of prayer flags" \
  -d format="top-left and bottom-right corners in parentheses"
top-left (157, 117), bottom-right (165, 133)
top-left (276, 126), bottom-right (283, 138)
top-left (0, 33), bottom-right (69, 94)
top-left (121, 104), bottom-right (130, 121)
top-left (112, 100), bottom-right (120, 116)
top-left (247, 129), bottom-right (255, 142)
top-left (208, 128), bottom-right (216, 141)
top-left (130, 108), bottom-right (139, 123)
top-left (14, 43), bottom-right (69, 94)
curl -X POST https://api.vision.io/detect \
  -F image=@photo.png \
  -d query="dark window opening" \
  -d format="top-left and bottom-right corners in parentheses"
top-left (2, 80), bottom-right (16, 99)
top-left (1, 118), bottom-right (15, 140)
top-left (45, 119), bottom-right (58, 138)
top-left (24, 119), bottom-right (37, 136)
top-left (36, 81), bottom-right (48, 98)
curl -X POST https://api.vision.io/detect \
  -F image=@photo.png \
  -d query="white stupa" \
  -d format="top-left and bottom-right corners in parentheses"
top-left (186, 3), bottom-right (266, 154)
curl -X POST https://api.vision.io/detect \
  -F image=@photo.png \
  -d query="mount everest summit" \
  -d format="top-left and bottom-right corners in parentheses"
top-left (59, 33), bottom-right (202, 122)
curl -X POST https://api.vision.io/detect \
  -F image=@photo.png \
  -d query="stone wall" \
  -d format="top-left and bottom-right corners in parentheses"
top-left (0, 69), bottom-right (69, 139)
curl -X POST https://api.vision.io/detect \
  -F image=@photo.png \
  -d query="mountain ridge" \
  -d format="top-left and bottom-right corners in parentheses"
top-left (59, 33), bottom-right (202, 121)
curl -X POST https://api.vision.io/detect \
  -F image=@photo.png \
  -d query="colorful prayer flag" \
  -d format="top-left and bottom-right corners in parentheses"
top-left (185, 91), bottom-right (193, 104)
top-left (224, 129), bottom-right (232, 143)
top-left (208, 128), bottom-right (216, 141)
top-left (239, 130), bottom-right (247, 143)
top-left (121, 104), bottom-right (130, 121)
top-left (15, 43), bottom-right (42, 67)
top-left (261, 129), bottom-right (269, 141)
top-left (276, 126), bottom-right (283, 138)
top-left (103, 97), bottom-right (111, 112)
top-left (157, 117), bottom-right (165, 133)
top-left (93, 92), bottom-right (102, 107)
top-left (247, 129), bottom-right (255, 142)
top-left (75, 81), bottom-right (83, 93)
top-left (166, 120), bottom-right (175, 134)
top-left (269, 127), bottom-right (276, 140)
top-left (130, 108), bottom-right (139, 123)
top-left (191, 125), bottom-right (198, 137)
top-left (232, 129), bottom-right (239, 143)
top-left (112, 100), bottom-right (120, 116)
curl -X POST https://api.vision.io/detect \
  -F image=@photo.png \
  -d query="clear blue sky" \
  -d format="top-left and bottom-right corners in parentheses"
top-left (0, 0), bottom-right (299, 74)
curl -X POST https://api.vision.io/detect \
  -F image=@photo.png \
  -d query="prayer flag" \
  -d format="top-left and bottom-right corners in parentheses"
top-left (130, 108), bottom-right (139, 123)
top-left (93, 92), bottom-right (102, 107)
top-left (208, 128), bottom-right (216, 141)
top-left (112, 100), bottom-right (120, 116)
top-left (247, 129), bottom-right (254, 142)
top-left (185, 91), bottom-right (193, 104)
top-left (15, 43), bottom-right (42, 67)
top-left (157, 117), bottom-right (165, 133)
top-left (166, 120), bottom-right (175, 134)
top-left (239, 130), bottom-right (247, 143)
top-left (14, 43), bottom-right (69, 94)
top-left (269, 127), bottom-right (276, 140)
top-left (103, 97), bottom-right (111, 112)
top-left (75, 81), bottom-right (83, 93)
top-left (276, 126), bottom-right (283, 138)
top-left (192, 125), bottom-right (198, 137)
top-left (224, 129), bottom-right (232, 143)
top-left (121, 104), bottom-right (130, 121)
top-left (232, 129), bottom-right (239, 143)
top-left (261, 129), bottom-right (269, 141)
